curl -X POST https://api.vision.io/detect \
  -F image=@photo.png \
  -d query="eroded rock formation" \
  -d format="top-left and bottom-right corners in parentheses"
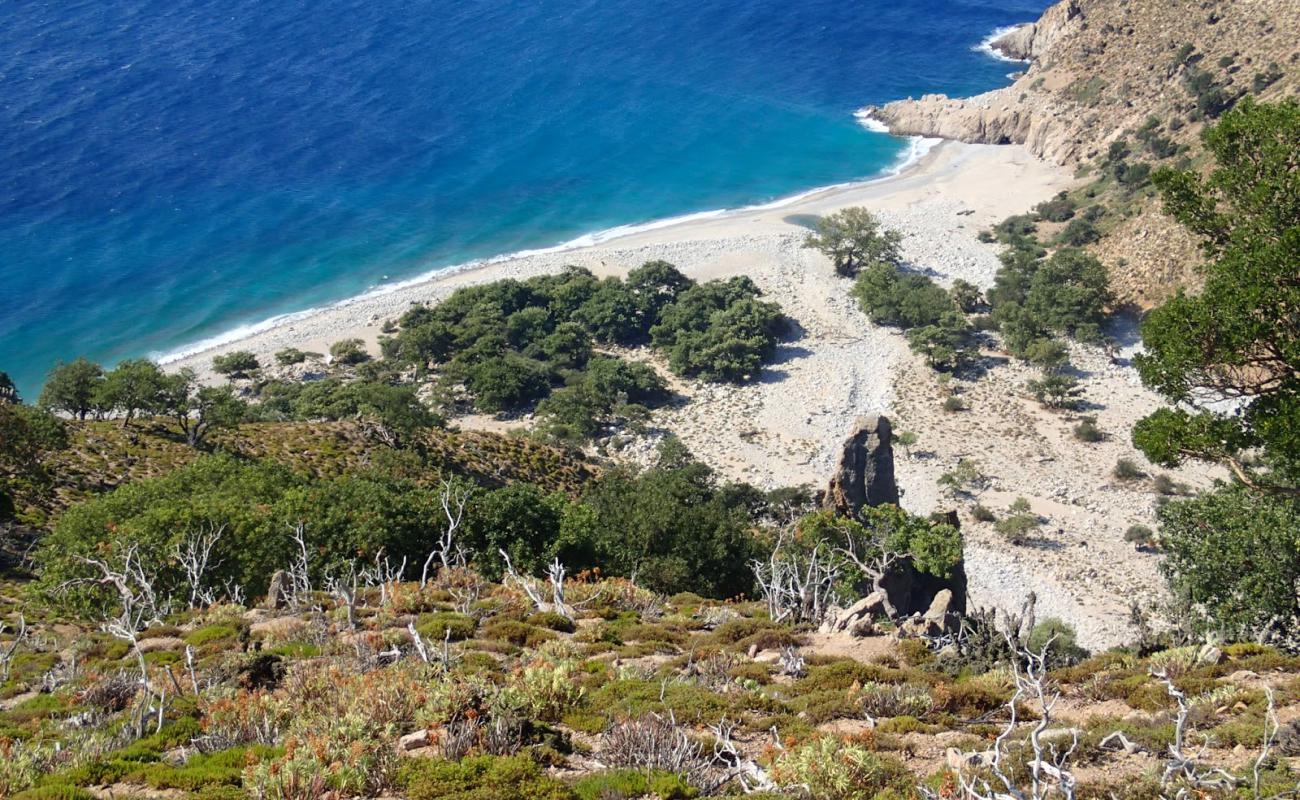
top-left (823, 415), bottom-right (899, 517)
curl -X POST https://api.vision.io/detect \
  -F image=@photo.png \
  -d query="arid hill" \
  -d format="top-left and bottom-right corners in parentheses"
top-left (867, 0), bottom-right (1300, 305)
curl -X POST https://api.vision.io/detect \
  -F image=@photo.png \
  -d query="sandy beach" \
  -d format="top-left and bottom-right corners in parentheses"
top-left (173, 140), bottom-right (1216, 649)
top-left (168, 140), bottom-right (1065, 377)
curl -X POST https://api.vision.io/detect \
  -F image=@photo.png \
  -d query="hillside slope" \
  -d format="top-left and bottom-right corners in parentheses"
top-left (866, 0), bottom-right (1299, 305)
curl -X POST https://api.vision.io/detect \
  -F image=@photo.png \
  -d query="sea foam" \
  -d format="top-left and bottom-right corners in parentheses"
top-left (974, 24), bottom-right (1031, 63)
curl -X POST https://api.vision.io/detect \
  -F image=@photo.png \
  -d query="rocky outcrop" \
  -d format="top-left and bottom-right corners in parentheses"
top-left (988, 0), bottom-right (1083, 62)
top-left (823, 415), bottom-right (899, 516)
top-left (863, 86), bottom-right (1092, 165)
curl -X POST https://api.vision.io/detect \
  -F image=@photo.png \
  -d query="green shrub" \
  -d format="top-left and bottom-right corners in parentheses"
top-left (183, 624), bottom-right (240, 648)
top-left (1073, 417), bottom-right (1104, 442)
top-left (416, 612), bottom-right (478, 642)
top-left (971, 504), bottom-right (996, 523)
top-left (1034, 192), bottom-right (1077, 223)
top-left (1113, 458), bottom-right (1147, 480)
top-left (770, 738), bottom-right (911, 800)
top-left (399, 755), bottom-right (576, 800)
top-left (1124, 525), bottom-right (1155, 546)
top-left (328, 338), bottom-right (370, 365)
top-left (527, 612), bottom-right (577, 634)
top-left (13, 785), bottom-right (98, 800)
top-left (274, 348), bottom-right (308, 365)
top-left (1027, 617), bottom-right (1089, 668)
top-left (480, 619), bottom-right (553, 649)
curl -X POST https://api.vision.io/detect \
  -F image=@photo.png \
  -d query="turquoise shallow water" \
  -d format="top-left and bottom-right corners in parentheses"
top-left (0, 0), bottom-right (1044, 397)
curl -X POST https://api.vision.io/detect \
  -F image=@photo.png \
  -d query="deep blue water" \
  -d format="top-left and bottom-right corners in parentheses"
top-left (0, 0), bottom-right (1045, 397)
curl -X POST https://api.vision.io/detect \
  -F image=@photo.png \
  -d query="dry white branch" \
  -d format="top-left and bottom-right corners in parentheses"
top-left (174, 521), bottom-right (225, 609)
top-left (422, 479), bottom-right (469, 587)
top-left (751, 527), bottom-right (841, 625)
top-left (0, 614), bottom-right (28, 684)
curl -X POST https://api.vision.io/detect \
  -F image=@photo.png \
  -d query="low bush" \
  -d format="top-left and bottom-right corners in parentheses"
top-left (399, 755), bottom-right (575, 800)
top-left (1073, 417), bottom-right (1104, 442)
top-left (417, 612), bottom-right (478, 642)
top-left (1113, 458), bottom-right (1148, 481)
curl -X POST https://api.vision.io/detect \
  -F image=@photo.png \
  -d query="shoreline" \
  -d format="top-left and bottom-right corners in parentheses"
top-left (168, 139), bottom-right (1067, 382)
top-left (158, 133), bottom-right (939, 368)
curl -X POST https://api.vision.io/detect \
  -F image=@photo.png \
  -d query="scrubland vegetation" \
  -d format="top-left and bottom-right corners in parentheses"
top-left (0, 97), bottom-right (1297, 800)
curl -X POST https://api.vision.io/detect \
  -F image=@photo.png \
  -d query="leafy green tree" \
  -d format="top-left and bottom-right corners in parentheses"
top-left (329, 338), bottom-right (371, 365)
top-left (573, 279), bottom-right (642, 344)
top-left (1157, 485), bottom-right (1299, 640)
top-left (803, 207), bottom-right (904, 277)
top-left (464, 355), bottom-right (552, 412)
top-left (1, 403), bottom-right (68, 509)
top-left (38, 358), bottom-right (104, 419)
top-left (1022, 248), bottom-right (1112, 343)
top-left (851, 262), bottom-right (956, 330)
top-left (463, 483), bottom-right (568, 579)
top-left (626, 260), bottom-right (693, 324)
top-left (211, 350), bottom-right (260, 378)
top-left (526, 321), bottom-right (592, 371)
top-left (905, 311), bottom-right (975, 371)
top-left (949, 279), bottom-right (984, 313)
top-left (561, 439), bottom-right (760, 597)
top-left (1027, 373), bottom-right (1085, 411)
top-left (95, 359), bottom-right (170, 427)
top-left (1136, 98), bottom-right (1300, 486)
top-left (161, 370), bottom-right (249, 447)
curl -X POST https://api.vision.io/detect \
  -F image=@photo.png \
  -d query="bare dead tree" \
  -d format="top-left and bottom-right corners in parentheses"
top-left (174, 522), bottom-right (225, 610)
top-left (220, 578), bottom-right (246, 607)
top-left (1254, 688), bottom-right (1279, 800)
top-left (498, 551), bottom-right (598, 622)
top-left (1154, 668), bottom-right (1241, 794)
top-left (777, 646), bottom-right (806, 678)
top-left (285, 522), bottom-right (313, 609)
top-left (499, 548), bottom-right (547, 610)
top-left (407, 621), bottom-right (455, 672)
top-left (421, 479), bottom-right (470, 588)
top-left (0, 614), bottom-right (28, 684)
top-left (751, 527), bottom-right (841, 625)
top-left (325, 565), bottom-right (360, 630)
top-left (707, 718), bottom-right (778, 795)
top-left (440, 565), bottom-right (485, 615)
top-left (360, 550), bottom-right (406, 607)
top-left (68, 547), bottom-right (170, 738)
top-left (931, 635), bottom-right (1078, 800)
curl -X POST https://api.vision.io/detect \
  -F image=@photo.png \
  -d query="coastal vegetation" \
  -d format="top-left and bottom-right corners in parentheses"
top-left (1, 22), bottom-right (1298, 798)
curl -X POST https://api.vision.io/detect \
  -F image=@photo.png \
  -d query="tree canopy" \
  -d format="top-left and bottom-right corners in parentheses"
top-left (1135, 97), bottom-right (1300, 486)
top-left (803, 207), bottom-right (904, 277)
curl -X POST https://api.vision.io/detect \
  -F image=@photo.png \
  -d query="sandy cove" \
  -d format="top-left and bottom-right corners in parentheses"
top-left (172, 140), bottom-right (1215, 650)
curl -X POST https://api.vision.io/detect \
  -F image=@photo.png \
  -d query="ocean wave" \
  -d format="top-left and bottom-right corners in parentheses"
top-left (157, 130), bottom-right (940, 366)
top-left (974, 24), bottom-right (1030, 63)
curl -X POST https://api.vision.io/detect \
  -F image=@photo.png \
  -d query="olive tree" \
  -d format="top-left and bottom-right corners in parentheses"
top-left (38, 358), bottom-right (104, 419)
top-left (803, 207), bottom-right (903, 277)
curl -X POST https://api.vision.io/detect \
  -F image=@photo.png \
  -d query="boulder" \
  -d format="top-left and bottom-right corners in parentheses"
top-left (823, 416), bottom-right (899, 517)
top-left (265, 570), bottom-right (288, 610)
top-left (399, 730), bottom-right (431, 751)
top-left (923, 589), bottom-right (954, 621)
top-left (1196, 644), bottom-right (1223, 665)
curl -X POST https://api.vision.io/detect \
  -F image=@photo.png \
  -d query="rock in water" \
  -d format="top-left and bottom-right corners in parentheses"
top-left (824, 415), bottom-right (899, 516)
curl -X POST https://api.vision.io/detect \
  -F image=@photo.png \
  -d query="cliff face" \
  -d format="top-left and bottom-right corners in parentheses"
top-left (865, 0), bottom-right (1300, 304)
top-left (871, 0), bottom-right (1299, 165)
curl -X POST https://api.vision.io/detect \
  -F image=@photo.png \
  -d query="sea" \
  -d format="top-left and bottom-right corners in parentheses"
top-left (0, 0), bottom-right (1045, 397)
